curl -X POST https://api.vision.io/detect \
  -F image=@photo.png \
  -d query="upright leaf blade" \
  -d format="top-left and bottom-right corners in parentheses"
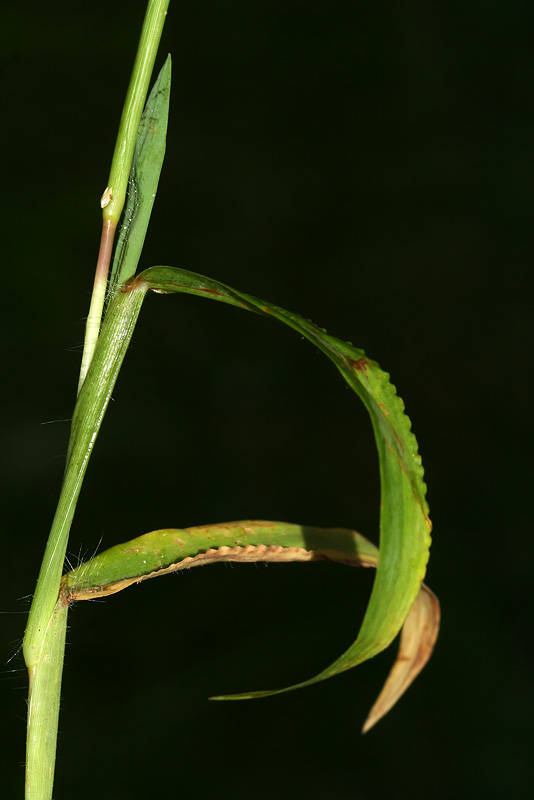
top-left (107, 55), bottom-right (171, 299)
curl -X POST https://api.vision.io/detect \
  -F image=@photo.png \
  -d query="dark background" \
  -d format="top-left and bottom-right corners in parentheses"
top-left (1, 1), bottom-right (532, 797)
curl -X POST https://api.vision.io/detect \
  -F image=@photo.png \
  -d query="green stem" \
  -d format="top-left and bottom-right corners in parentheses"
top-left (102, 0), bottom-right (170, 228)
top-left (77, 219), bottom-right (115, 393)
top-left (24, 6), bottom-right (170, 795)
top-left (23, 282), bottom-right (148, 800)
top-left (24, 284), bottom-right (147, 670)
top-left (25, 603), bottom-right (68, 800)
top-left (77, 0), bottom-right (170, 393)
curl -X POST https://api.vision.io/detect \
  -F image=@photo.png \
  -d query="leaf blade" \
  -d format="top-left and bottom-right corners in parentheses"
top-left (107, 55), bottom-right (172, 299)
top-left (63, 520), bottom-right (438, 726)
top-left (132, 264), bottom-right (433, 679)
top-left (362, 583), bottom-right (440, 733)
top-left (63, 521), bottom-right (380, 600)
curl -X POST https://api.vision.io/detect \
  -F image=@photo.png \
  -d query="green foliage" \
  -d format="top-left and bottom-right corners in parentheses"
top-left (22, 3), bottom-right (438, 798)
top-left (108, 55), bottom-right (171, 297)
top-left (127, 263), bottom-right (432, 684)
top-left (61, 520), bottom-right (438, 731)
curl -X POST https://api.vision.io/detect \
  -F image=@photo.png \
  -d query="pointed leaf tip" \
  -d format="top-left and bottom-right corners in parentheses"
top-left (362, 584), bottom-right (440, 733)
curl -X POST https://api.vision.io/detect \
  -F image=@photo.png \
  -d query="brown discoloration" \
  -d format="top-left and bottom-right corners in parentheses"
top-left (60, 510), bottom-right (386, 606)
top-left (350, 357), bottom-right (368, 374)
top-left (100, 186), bottom-right (113, 208)
top-left (362, 584), bottom-right (440, 733)
top-left (159, 283), bottom-right (224, 297)
top-left (393, 429), bottom-right (406, 453)
top-left (121, 275), bottom-right (147, 293)
top-left (382, 432), bottom-right (408, 476)
top-left (377, 402), bottom-right (390, 417)
top-left (61, 540), bottom-right (379, 604)
top-left (59, 587), bottom-right (71, 607)
top-left (197, 287), bottom-right (224, 297)
top-left (62, 544), bottom-right (319, 602)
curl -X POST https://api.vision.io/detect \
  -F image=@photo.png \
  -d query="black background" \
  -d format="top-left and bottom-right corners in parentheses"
top-left (1, 1), bottom-right (532, 798)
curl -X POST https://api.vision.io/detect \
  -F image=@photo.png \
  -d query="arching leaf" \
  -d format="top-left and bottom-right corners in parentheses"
top-left (124, 265), bottom-right (433, 684)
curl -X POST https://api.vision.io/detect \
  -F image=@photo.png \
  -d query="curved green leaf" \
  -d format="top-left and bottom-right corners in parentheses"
top-left (97, 267), bottom-right (433, 695)
top-left (63, 521), bottom-right (380, 599)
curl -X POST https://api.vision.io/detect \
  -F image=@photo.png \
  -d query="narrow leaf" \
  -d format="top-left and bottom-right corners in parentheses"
top-left (48, 264), bottom-right (434, 722)
top-left (62, 521), bottom-right (439, 727)
top-left (107, 55), bottom-right (171, 300)
top-left (362, 583), bottom-right (440, 732)
top-left (124, 265), bottom-right (433, 688)
top-left (62, 521), bottom-right (380, 599)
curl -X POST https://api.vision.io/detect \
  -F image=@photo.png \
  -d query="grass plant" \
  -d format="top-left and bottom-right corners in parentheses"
top-left (22, 3), bottom-right (439, 798)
